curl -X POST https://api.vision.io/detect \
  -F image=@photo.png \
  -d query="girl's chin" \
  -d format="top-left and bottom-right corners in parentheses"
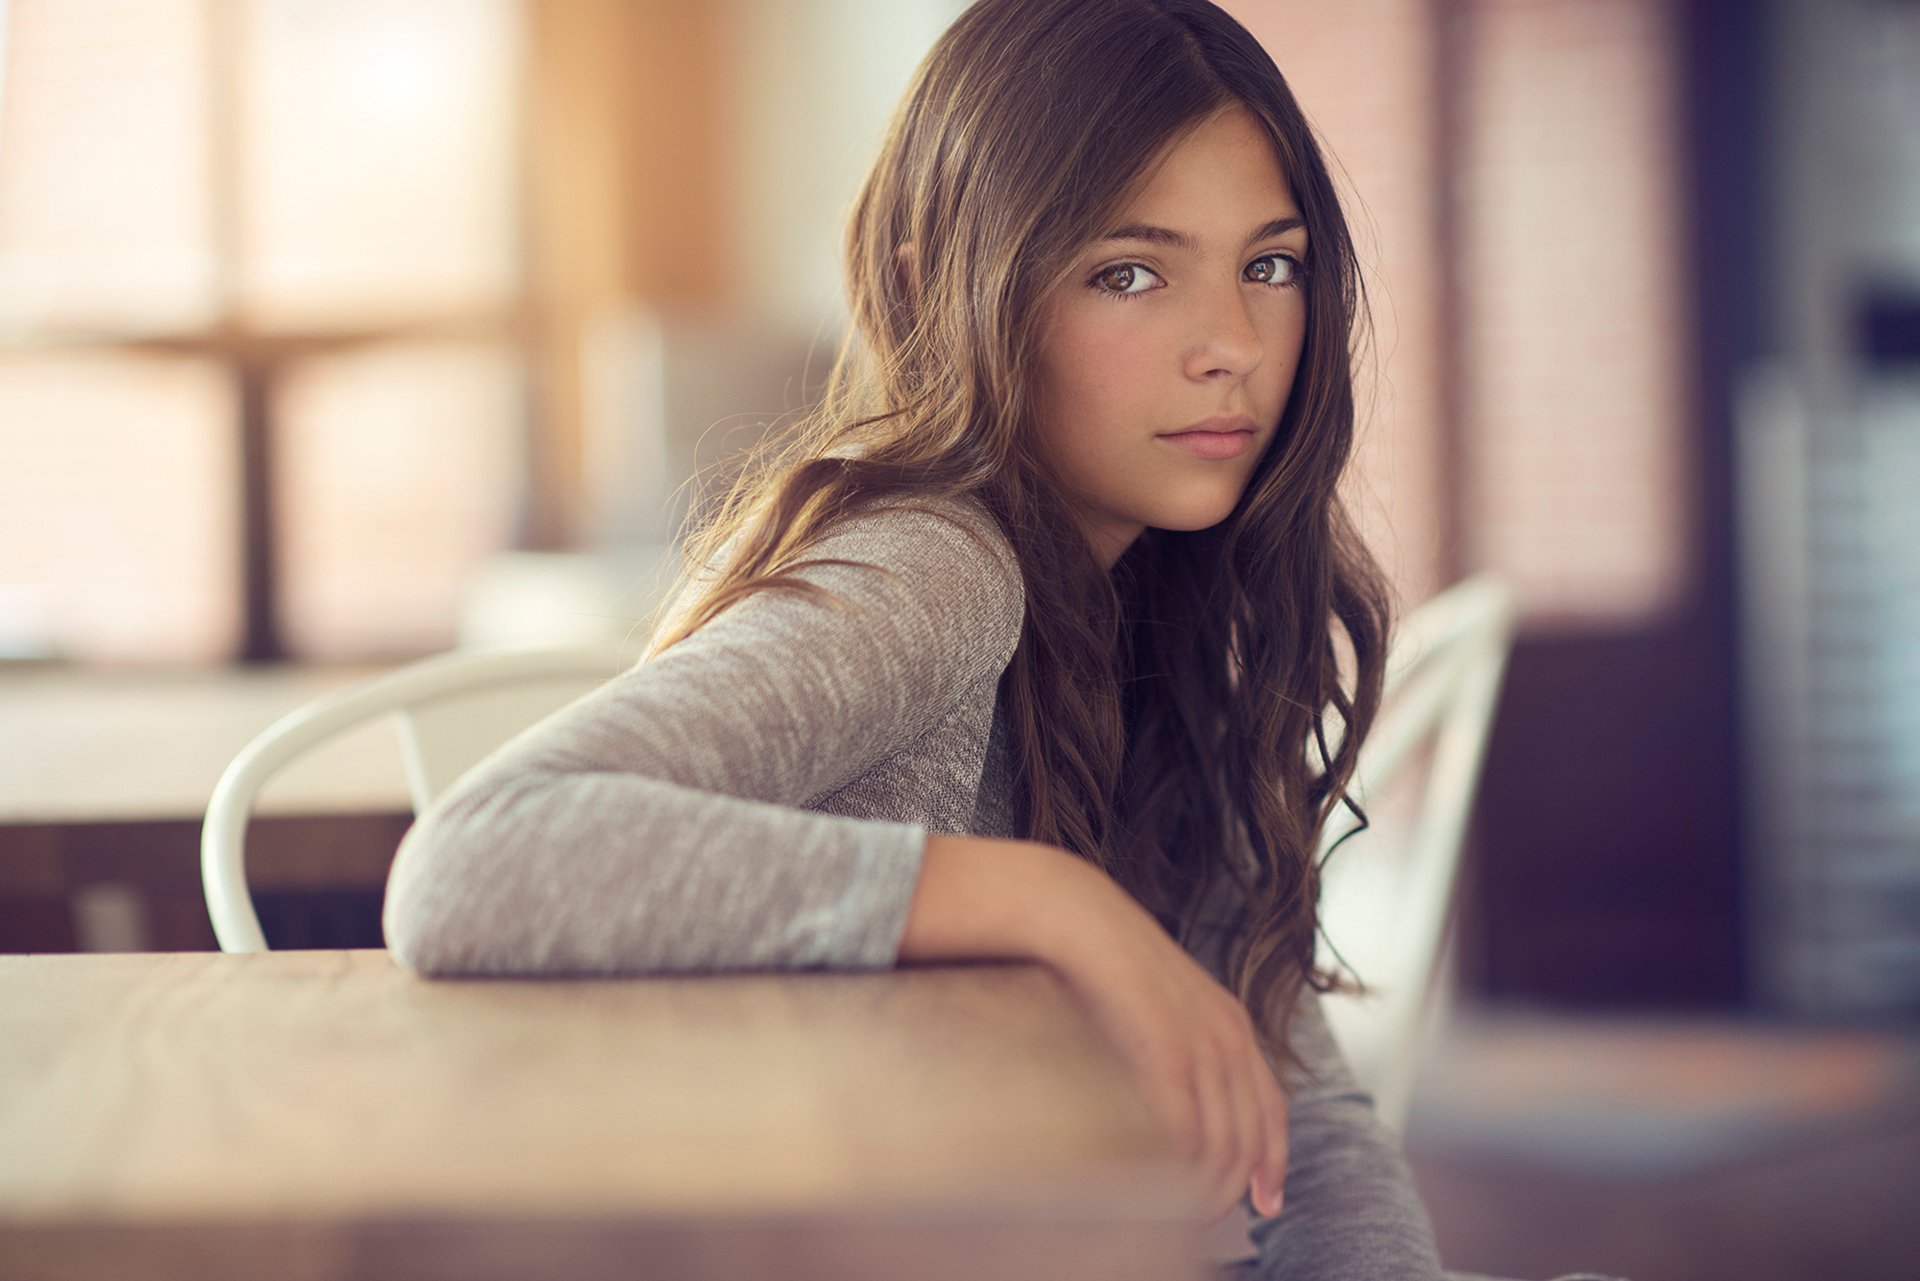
top-left (1139, 495), bottom-right (1246, 533)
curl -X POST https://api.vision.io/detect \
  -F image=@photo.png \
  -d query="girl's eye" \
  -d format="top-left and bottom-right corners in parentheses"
top-left (1085, 252), bottom-right (1306, 301)
top-left (1246, 252), bottom-right (1304, 287)
top-left (1089, 262), bottom-right (1162, 297)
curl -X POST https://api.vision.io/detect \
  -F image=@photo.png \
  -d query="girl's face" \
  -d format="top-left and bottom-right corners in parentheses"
top-left (1032, 104), bottom-right (1309, 570)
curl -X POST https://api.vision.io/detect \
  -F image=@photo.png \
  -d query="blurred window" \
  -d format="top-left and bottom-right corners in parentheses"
top-left (275, 340), bottom-right (524, 657)
top-left (1459, 0), bottom-right (1692, 628)
top-left (236, 0), bottom-right (521, 329)
top-left (0, 0), bottom-right (219, 333)
top-left (0, 351), bottom-right (239, 664)
top-left (0, 0), bottom-right (526, 664)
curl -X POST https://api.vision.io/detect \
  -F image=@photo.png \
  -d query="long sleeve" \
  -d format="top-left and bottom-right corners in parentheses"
top-left (381, 495), bottom-right (1025, 977)
top-left (1234, 987), bottom-right (1445, 1280)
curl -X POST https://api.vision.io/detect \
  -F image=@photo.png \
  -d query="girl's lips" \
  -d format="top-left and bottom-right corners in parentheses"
top-left (1157, 429), bottom-right (1254, 460)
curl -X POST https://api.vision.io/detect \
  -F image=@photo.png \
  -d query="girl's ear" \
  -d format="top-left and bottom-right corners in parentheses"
top-left (893, 240), bottom-right (921, 303)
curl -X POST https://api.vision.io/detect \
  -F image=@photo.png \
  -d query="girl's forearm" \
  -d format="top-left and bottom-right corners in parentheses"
top-left (897, 832), bottom-right (1104, 964)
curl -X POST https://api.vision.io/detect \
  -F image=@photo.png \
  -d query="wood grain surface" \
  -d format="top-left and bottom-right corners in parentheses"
top-left (0, 949), bottom-right (1207, 1280)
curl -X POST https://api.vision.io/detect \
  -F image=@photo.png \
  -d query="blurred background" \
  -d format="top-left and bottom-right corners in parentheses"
top-left (0, 1), bottom-right (1915, 1278)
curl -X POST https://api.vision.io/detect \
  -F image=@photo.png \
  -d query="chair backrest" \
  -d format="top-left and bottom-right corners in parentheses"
top-left (1314, 574), bottom-right (1517, 1131)
top-left (201, 643), bottom-right (632, 953)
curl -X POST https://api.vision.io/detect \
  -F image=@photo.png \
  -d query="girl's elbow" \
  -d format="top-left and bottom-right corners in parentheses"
top-left (382, 875), bottom-right (455, 977)
top-left (381, 815), bottom-right (472, 977)
top-left (383, 892), bottom-right (448, 976)
top-left (381, 772), bottom-right (555, 977)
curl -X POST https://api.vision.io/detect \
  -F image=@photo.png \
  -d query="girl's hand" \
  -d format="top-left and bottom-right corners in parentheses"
top-left (1033, 853), bottom-right (1289, 1226)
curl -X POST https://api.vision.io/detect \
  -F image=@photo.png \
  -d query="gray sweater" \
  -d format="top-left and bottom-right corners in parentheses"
top-left (381, 490), bottom-right (1449, 1280)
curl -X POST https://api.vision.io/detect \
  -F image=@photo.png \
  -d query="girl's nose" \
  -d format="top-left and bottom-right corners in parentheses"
top-left (1188, 287), bottom-right (1265, 379)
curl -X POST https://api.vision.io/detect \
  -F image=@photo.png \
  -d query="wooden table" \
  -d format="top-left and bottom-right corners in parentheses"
top-left (0, 949), bottom-right (1208, 1281)
top-left (0, 663), bottom-right (416, 951)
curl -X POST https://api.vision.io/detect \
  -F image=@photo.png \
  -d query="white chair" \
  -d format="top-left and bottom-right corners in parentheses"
top-left (202, 643), bottom-right (633, 952)
top-left (1314, 574), bottom-right (1517, 1132)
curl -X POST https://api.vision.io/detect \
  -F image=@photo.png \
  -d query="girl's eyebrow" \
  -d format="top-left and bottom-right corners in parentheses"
top-left (1097, 215), bottom-right (1306, 252)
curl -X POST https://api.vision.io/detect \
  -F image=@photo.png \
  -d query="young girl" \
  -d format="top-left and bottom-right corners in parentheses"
top-left (384, 3), bottom-right (1623, 1280)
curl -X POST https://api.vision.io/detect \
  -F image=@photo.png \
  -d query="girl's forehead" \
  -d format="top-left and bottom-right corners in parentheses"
top-left (1143, 109), bottom-right (1288, 192)
top-left (1095, 116), bottom-right (1299, 239)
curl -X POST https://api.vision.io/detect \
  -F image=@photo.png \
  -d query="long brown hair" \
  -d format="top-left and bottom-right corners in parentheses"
top-left (643, 0), bottom-right (1392, 1077)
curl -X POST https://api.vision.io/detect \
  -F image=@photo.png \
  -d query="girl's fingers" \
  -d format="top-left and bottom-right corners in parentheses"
top-left (1249, 1042), bottom-right (1289, 1216)
top-left (1171, 1081), bottom-right (1206, 1169)
top-left (1143, 1072), bottom-right (1203, 1191)
top-left (1132, 1037), bottom-right (1201, 1165)
top-left (1210, 1049), bottom-right (1253, 1223)
top-left (1226, 1042), bottom-right (1263, 1217)
top-left (1193, 1056), bottom-right (1235, 1222)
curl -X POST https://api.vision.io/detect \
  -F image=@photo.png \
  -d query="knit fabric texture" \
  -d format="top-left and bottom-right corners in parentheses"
top-left (381, 489), bottom-right (1451, 1280)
